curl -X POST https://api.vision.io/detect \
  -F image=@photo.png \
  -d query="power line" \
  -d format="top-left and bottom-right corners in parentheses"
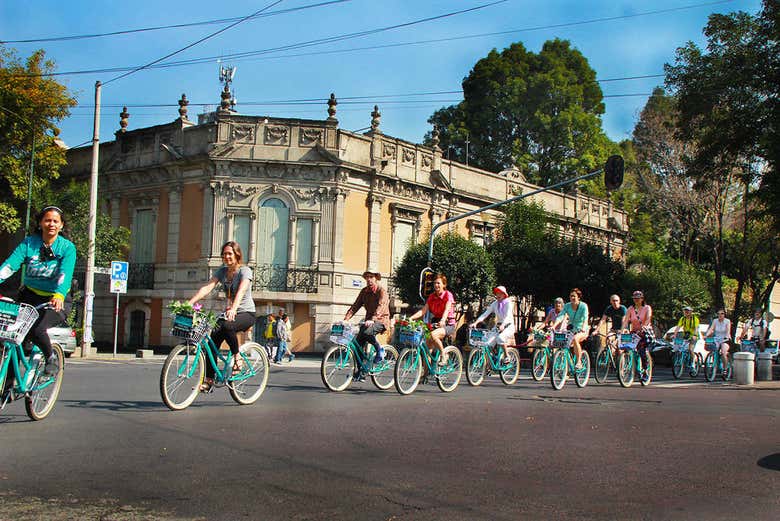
top-left (15, 0), bottom-right (732, 79)
top-left (24, 1), bottom-right (506, 78)
top-left (0, 1), bottom-right (351, 44)
top-left (103, 0), bottom-right (286, 85)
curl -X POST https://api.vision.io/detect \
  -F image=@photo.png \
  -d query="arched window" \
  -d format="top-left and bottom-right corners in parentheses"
top-left (258, 198), bottom-right (289, 267)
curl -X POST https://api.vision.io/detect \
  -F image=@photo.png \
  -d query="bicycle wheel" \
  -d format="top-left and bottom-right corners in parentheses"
top-left (160, 343), bottom-right (205, 411)
top-left (691, 353), bottom-right (702, 377)
top-left (436, 346), bottom-right (463, 392)
top-left (594, 349), bottom-right (610, 383)
top-left (394, 348), bottom-right (421, 395)
top-left (672, 352), bottom-right (684, 380)
top-left (574, 351), bottom-right (590, 388)
top-left (640, 352), bottom-right (653, 386)
top-left (25, 344), bottom-right (65, 421)
top-left (229, 342), bottom-right (270, 405)
top-left (617, 351), bottom-right (634, 388)
top-left (499, 347), bottom-right (520, 385)
top-left (466, 348), bottom-right (487, 386)
top-left (704, 352), bottom-right (716, 382)
top-left (321, 344), bottom-right (355, 392)
top-left (550, 349), bottom-right (568, 390)
top-left (531, 349), bottom-right (548, 381)
top-left (370, 345), bottom-right (398, 391)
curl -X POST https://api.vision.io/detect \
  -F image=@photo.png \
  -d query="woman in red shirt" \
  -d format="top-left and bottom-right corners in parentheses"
top-left (409, 273), bottom-right (456, 364)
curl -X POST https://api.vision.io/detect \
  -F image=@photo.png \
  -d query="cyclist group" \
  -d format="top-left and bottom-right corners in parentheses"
top-left (0, 205), bottom-right (774, 416)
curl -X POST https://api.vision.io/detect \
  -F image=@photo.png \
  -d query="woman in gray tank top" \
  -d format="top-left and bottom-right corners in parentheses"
top-left (188, 241), bottom-right (256, 389)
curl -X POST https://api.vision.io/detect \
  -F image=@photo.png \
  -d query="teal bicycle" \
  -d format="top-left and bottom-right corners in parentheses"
top-left (617, 330), bottom-right (653, 388)
top-left (465, 327), bottom-right (520, 386)
top-left (530, 329), bottom-right (555, 381)
top-left (550, 331), bottom-right (591, 390)
top-left (593, 331), bottom-right (619, 383)
top-left (320, 321), bottom-right (398, 391)
top-left (703, 337), bottom-right (732, 382)
top-left (394, 323), bottom-right (463, 395)
top-left (0, 299), bottom-right (65, 421)
top-left (160, 312), bottom-right (269, 410)
top-left (671, 333), bottom-right (702, 379)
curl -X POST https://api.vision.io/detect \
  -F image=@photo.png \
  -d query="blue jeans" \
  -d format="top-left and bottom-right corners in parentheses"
top-left (275, 340), bottom-right (288, 362)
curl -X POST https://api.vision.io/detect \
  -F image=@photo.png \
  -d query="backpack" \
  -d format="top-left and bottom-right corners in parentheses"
top-left (264, 320), bottom-right (275, 339)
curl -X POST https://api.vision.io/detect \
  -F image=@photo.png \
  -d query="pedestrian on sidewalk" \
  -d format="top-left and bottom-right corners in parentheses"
top-left (274, 313), bottom-right (293, 364)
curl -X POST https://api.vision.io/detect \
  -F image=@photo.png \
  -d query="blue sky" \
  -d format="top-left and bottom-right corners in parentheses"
top-left (1, 0), bottom-right (763, 150)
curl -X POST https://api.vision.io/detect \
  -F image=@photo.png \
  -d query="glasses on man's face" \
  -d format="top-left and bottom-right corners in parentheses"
top-left (40, 244), bottom-right (56, 261)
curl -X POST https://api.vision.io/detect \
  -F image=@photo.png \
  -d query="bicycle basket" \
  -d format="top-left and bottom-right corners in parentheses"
top-left (469, 328), bottom-right (486, 347)
top-left (171, 313), bottom-right (211, 344)
top-left (740, 339), bottom-right (756, 354)
top-left (552, 332), bottom-right (569, 348)
top-left (672, 337), bottom-right (687, 351)
top-left (329, 323), bottom-right (355, 344)
top-left (0, 302), bottom-right (39, 344)
top-left (704, 337), bottom-right (721, 352)
top-left (398, 326), bottom-right (423, 348)
top-left (620, 333), bottom-right (639, 350)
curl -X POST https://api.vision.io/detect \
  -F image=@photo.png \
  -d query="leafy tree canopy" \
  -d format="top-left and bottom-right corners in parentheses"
top-left (425, 39), bottom-right (616, 187)
top-left (0, 45), bottom-right (76, 234)
top-left (393, 233), bottom-right (495, 311)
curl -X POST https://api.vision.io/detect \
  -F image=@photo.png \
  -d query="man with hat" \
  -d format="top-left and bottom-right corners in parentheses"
top-left (471, 285), bottom-right (516, 361)
top-left (672, 305), bottom-right (700, 367)
top-left (344, 270), bottom-right (390, 379)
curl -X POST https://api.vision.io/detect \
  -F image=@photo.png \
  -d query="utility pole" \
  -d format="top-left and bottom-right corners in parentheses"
top-left (82, 80), bottom-right (101, 356)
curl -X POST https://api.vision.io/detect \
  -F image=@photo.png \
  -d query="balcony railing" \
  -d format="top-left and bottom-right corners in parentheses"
top-left (252, 264), bottom-right (318, 293)
top-left (128, 263), bottom-right (155, 290)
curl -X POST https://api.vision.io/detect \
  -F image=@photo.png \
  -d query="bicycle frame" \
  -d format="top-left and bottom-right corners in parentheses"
top-left (0, 341), bottom-right (53, 398)
top-left (406, 342), bottom-right (457, 377)
top-left (178, 336), bottom-right (255, 385)
top-left (334, 335), bottom-right (392, 374)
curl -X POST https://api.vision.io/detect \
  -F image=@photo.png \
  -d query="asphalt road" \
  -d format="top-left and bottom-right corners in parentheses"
top-left (1, 356), bottom-right (778, 521)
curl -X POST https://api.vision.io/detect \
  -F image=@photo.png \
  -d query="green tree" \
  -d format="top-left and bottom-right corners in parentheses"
top-left (489, 199), bottom-right (625, 324)
top-left (393, 233), bottom-right (495, 311)
top-left (425, 39), bottom-right (615, 187)
top-left (624, 250), bottom-right (713, 331)
top-left (0, 45), bottom-right (76, 234)
top-left (665, 1), bottom-right (779, 313)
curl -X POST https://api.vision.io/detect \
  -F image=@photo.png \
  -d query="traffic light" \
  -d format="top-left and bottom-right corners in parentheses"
top-left (419, 267), bottom-right (435, 301)
top-left (604, 155), bottom-right (624, 191)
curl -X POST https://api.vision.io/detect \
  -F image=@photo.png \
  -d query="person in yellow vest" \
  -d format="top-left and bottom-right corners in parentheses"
top-left (672, 306), bottom-right (699, 369)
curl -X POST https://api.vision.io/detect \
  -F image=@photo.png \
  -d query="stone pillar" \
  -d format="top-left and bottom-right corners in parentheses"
top-left (210, 182), bottom-right (229, 259)
top-left (312, 218), bottom-right (320, 267)
top-left (248, 212), bottom-right (257, 264)
top-left (227, 213), bottom-right (235, 242)
top-left (332, 188), bottom-right (348, 266)
top-left (288, 215), bottom-right (298, 267)
top-left (201, 182), bottom-right (214, 259)
top-left (166, 184), bottom-right (182, 264)
top-left (319, 188), bottom-right (334, 265)
top-left (367, 193), bottom-right (384, 272)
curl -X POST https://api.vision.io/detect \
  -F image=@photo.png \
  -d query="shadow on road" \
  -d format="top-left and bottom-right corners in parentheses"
top-left (60, 399), bottom-right (167, 412)
top-left (757, 453), bottom-right (780, 471)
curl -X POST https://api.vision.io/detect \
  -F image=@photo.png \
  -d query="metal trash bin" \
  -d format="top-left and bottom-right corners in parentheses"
top-left (756, 352), bottom-right (773, 381)
top-left (733, 352), bottom-right (755, 385)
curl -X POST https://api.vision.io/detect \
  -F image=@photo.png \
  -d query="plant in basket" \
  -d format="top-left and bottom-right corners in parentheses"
top-left (168, 301), bottom-right (218, 330)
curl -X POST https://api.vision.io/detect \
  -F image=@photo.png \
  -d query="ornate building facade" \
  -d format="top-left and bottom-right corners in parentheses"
top-left (61, 94), bottom-right (627, 352)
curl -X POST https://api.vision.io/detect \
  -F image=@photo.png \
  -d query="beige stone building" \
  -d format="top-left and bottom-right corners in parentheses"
top-left (61, 93), bottom-right (627, 352)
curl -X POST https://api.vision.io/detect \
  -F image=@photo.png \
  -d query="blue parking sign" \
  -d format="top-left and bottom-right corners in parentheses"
top-left (110, 261), bottom-right (128, 294)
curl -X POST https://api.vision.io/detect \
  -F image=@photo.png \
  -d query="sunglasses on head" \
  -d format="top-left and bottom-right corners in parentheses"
top-left (40, 244), bottom-right (56, 261)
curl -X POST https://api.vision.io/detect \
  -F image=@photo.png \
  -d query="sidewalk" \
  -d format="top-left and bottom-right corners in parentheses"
top-left (73, 349), bottom-right (323, 368)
